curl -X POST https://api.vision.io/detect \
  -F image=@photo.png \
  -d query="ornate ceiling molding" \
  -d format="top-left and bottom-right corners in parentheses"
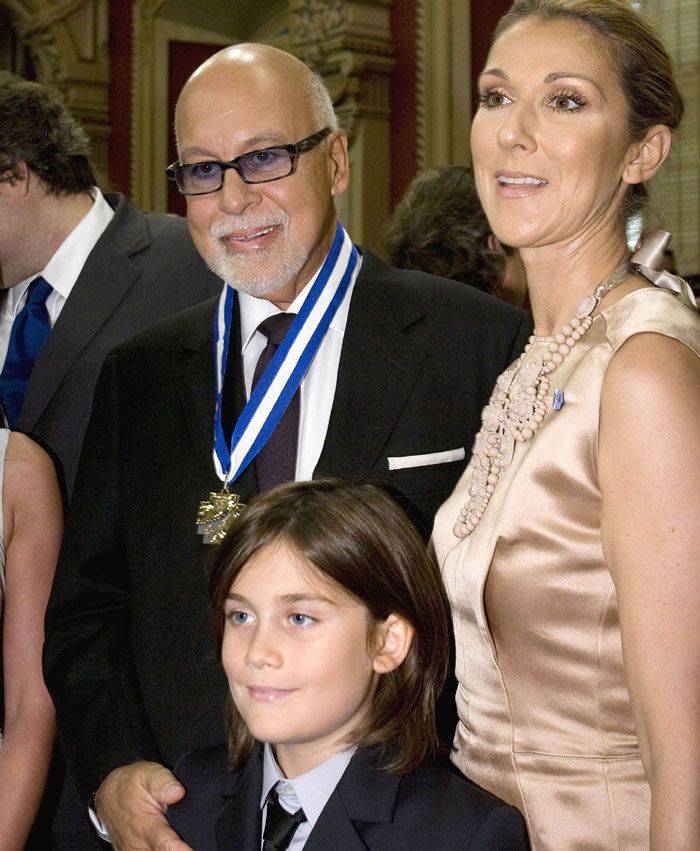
top-left (2, 0), bottom-right (62, 83)
top-left (14, 0), bottom-right (85, 36)
top-left (289, 0), bottom-right (394, 142)
top-left (2, 1), bottom-right (110, 183)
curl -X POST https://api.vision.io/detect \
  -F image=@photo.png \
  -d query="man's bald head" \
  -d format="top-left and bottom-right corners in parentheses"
top-left (176, 44), bottom-right (338, 147)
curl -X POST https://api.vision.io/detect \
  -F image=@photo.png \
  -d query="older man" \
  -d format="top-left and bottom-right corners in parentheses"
top-left (44, 44), bottom-right (531, 848)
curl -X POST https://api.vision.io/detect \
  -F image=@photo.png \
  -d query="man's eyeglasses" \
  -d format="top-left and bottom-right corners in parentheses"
top-left (165, 127), bottom-right (332, 196)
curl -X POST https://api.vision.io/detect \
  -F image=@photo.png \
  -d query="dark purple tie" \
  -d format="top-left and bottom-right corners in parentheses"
top-left (253, 313), bottom-right (299, 492)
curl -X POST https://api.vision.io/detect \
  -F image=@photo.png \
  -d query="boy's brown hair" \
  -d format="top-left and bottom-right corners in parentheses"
top-left (208, 478), bottom-right (451, 774)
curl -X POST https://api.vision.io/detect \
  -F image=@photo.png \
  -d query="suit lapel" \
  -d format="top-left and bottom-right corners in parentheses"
top-left (215, 746), bottom-right (264, 849)
top-left (177, 303), bottom-right (258, 501)
top-left (304, 794), bottom-right (369, 851)
top-left (315, 251), bottom-right (428, 480)
top-left (304, 749), bottom-right (401, 851)
top-left (20, 194), bottom-right (146, 430)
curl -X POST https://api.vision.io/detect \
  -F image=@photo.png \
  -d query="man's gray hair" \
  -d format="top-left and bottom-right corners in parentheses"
top-left (303, 70), bottom-right (339, 131)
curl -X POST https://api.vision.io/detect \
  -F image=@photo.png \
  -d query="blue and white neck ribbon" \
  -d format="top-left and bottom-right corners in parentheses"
top-left (212, 222), bottom-right (359, 486)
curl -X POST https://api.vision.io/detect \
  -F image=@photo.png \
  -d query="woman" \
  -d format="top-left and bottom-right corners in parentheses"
top-left (0, 430), bottom-right (62, 849)
top-left (385, 166), bottom-right (528, 306)
top-left (432, 2), bottom-right (700, 849)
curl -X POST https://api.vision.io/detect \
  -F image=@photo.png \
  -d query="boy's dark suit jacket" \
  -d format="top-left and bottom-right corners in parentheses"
top-left (44, 253), bottom-right (532, 800)
top-left (168, 744), bottom-right (530, 850)
top-left (16, 191), bottom-right (221, 500)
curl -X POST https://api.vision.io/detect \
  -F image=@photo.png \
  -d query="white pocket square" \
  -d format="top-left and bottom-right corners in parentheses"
top-left (387, 447), bottom-right (466, 471)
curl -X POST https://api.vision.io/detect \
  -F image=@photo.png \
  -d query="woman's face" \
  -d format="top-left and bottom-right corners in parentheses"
top-left (471, 16), bottom-right (637, 251)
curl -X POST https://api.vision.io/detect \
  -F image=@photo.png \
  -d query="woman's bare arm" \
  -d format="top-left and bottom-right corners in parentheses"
top-left (0, 433), bottom-right (63, 850)
top-left (600, 331), bottom-right (700, 851)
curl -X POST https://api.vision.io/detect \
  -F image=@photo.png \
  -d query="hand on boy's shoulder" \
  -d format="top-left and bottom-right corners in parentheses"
top-left (94, 760), bottom-right (193, 850)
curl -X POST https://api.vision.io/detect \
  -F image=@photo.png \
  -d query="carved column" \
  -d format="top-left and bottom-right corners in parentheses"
top-left (130, 0), bottom-right (166, 210)
top-left (290, 0), bottom-right (395, 256)
top-left (415, 0), bottom-right (471, 171)
top-left (4, 0), bottom-right (110, 184)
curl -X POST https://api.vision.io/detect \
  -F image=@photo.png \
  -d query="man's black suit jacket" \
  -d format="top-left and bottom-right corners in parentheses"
top-left (16, 191), bottom-right (221, 500)
top-left (167, 744), bottom-right (530, 850)
top-left (44, 251), bottom-right (532, 799)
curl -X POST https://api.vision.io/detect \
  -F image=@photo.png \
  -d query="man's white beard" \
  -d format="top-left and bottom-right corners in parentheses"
top-left (207, 212), bottom-right (309, 299)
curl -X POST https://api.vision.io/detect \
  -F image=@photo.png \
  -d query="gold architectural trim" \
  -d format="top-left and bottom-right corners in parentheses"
top-left (15, 0), bottom-right (85, 35)
top-left (289, 0), bottom-right (395, 255)
top-left (3, 0), bottom-right (34, 30)
top-left (415, 0), bottom-right (471, 171)
top-left (3, 1), bottom-right (110, 182)
top-left (415, 0), bottom-right (426, 169)
top-left (3, 0), bottom-right (63, 83)
top-left (131, 0), bottom-right (166, 209)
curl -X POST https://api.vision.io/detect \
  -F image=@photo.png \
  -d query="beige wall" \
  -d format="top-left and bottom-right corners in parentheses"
top-left (646, 0), bottom-right (700, 275)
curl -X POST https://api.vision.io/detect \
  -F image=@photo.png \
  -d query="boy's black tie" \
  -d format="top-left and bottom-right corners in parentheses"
top-left (263, 787), bottom-right (306, 850)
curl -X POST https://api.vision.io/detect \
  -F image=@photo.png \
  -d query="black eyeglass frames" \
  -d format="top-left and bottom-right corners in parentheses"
top-left (165, 127), bottom-right (332, 196)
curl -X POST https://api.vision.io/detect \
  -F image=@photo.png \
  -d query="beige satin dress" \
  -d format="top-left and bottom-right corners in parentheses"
top-left (433, 288), bottom-right (700, 850)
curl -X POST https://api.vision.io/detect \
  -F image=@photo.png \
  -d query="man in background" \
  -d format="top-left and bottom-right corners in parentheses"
top-left (0, 71), bottom-right (220, 501)
top-left (0, 71), bottom-right (220, 848)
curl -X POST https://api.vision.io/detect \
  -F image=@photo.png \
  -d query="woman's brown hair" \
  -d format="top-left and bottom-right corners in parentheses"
top-left (385, 166), bottom-right (507, 296)
top-left (208, 478), bottom-right (451, 774)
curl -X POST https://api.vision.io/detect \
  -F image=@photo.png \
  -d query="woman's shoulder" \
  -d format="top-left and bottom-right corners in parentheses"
top-left (3, 432), bottom-right (59, 501)
top-left (602, 287), bottom-right (700, 356)
top-left (5, 431), bottom-right (54, 468)
top-left (602, 301), bottom-right (700, 415)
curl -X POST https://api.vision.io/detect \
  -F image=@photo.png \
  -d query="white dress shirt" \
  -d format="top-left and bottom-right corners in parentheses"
top-left (0, 187), bottom-right (114, 373)
top-left (236, 253), bottom-right (360, 481)
top-left (260, 743), bottom-right (356, 850)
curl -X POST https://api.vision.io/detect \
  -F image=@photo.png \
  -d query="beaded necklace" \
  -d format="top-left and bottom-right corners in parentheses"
top-left (454, 259), bottom-right (632, 539)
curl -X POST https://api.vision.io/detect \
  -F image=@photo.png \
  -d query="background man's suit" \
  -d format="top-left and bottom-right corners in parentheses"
top-left (168, 744), bottom-right (531, 850)
top-left (11, 190), bottom-right (219, 848)
top-left (44, 251), bottom-right (532, 802)
top-left (16, 191), bottom-right (221, 500)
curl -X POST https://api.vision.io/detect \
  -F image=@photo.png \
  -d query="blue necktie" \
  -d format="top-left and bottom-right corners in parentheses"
top-left (0, 276), bottom-right (52, 427)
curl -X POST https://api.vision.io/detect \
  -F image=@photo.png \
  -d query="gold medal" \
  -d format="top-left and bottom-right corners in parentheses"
top-left (196, 488), bottom-right (245, 544)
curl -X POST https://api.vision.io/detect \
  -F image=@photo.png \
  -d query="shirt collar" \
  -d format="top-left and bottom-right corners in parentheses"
top-left (9, 187), bottom-right (114, 310)
top-left (260, 743), bottom-right (355, 829)
top-left (236, 248), bottom-right (361, 353)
